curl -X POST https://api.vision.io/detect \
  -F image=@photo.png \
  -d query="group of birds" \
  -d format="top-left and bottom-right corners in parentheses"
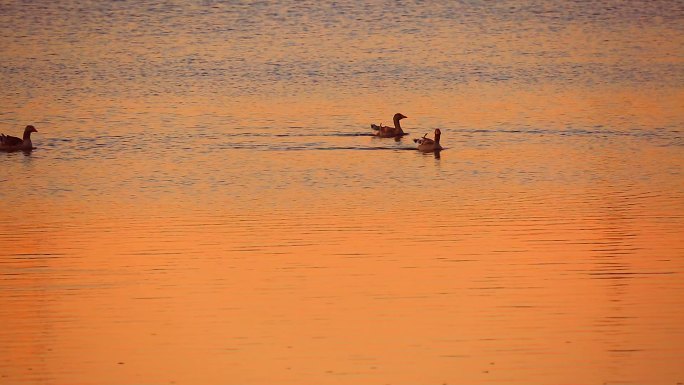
top-left (372, 113), bottom-right (443, 152)
top-left (1, 113), bottom-right (442, 153)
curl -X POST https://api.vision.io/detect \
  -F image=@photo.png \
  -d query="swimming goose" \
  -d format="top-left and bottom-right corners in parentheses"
top-left (414, 128), bottom-right (443, 152)
top-left (371, 113), bottom-right (407, 138)
top-left (1, 125), bottom-right (38, 152)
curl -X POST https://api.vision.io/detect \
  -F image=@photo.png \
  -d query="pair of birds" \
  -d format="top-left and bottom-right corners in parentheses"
top-left (0, 125), bottom-right (38, 152)
top-left (371, 113), bottom-right (443, 152)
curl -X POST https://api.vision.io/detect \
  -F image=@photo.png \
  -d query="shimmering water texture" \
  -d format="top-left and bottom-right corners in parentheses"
top-left (1, 1), bottom-right (683, 385)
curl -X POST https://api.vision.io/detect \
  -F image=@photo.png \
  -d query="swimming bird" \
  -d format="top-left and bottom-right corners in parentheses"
top-left (1, 125), bottom-right (38, 152)
top-left (414, 128), bottom-right (443, 152)
top-left (371, 113), bottom-right (407, 138)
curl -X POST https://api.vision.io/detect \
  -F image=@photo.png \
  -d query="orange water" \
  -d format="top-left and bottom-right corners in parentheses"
top-left (1, 1), bottom-right (683, 384)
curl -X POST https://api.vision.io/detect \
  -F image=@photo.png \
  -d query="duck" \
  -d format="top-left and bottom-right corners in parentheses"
top-left (371, 113), bottom-right (408, 138)
top-left (1, 125), bottom-right (38, 152)
top-left (414, 128), bottom-right (443, 152)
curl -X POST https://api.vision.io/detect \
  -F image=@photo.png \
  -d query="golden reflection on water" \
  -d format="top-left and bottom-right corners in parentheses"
top-left (2, 1), bottom-right (684, 384)
top-left (5, 86), bottom-right (682, 140)
top-left (2, 127), bottom-right (683, 384)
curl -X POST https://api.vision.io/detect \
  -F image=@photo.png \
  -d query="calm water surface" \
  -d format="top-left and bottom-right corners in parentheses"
top-left (1, 1), bottom-right (683, 384)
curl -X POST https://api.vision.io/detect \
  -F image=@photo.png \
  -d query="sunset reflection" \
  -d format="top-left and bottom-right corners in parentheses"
top-left (2, 1), bottom-right (683, 385)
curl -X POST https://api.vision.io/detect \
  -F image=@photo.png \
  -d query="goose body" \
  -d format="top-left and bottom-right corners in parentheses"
top-left (371, 113), bottom-right (407, 138)
top-left (1, 125), bottom-right (38, 152)
top-left (414, 129), bottom-right (443, 152)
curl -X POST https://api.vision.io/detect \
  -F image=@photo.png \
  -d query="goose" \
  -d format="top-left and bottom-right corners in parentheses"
top-left (414, 128), bottom-right (443, 152)
top-left (371, 113), bottom-right (407, 138)
top-left (1, 125), bottom-right (38, 152)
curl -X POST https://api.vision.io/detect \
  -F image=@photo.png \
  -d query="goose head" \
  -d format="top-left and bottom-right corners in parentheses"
top-left (392, 113), bottom-right (407, 130)
top-left (23, 125), bottom-right (37, 141)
